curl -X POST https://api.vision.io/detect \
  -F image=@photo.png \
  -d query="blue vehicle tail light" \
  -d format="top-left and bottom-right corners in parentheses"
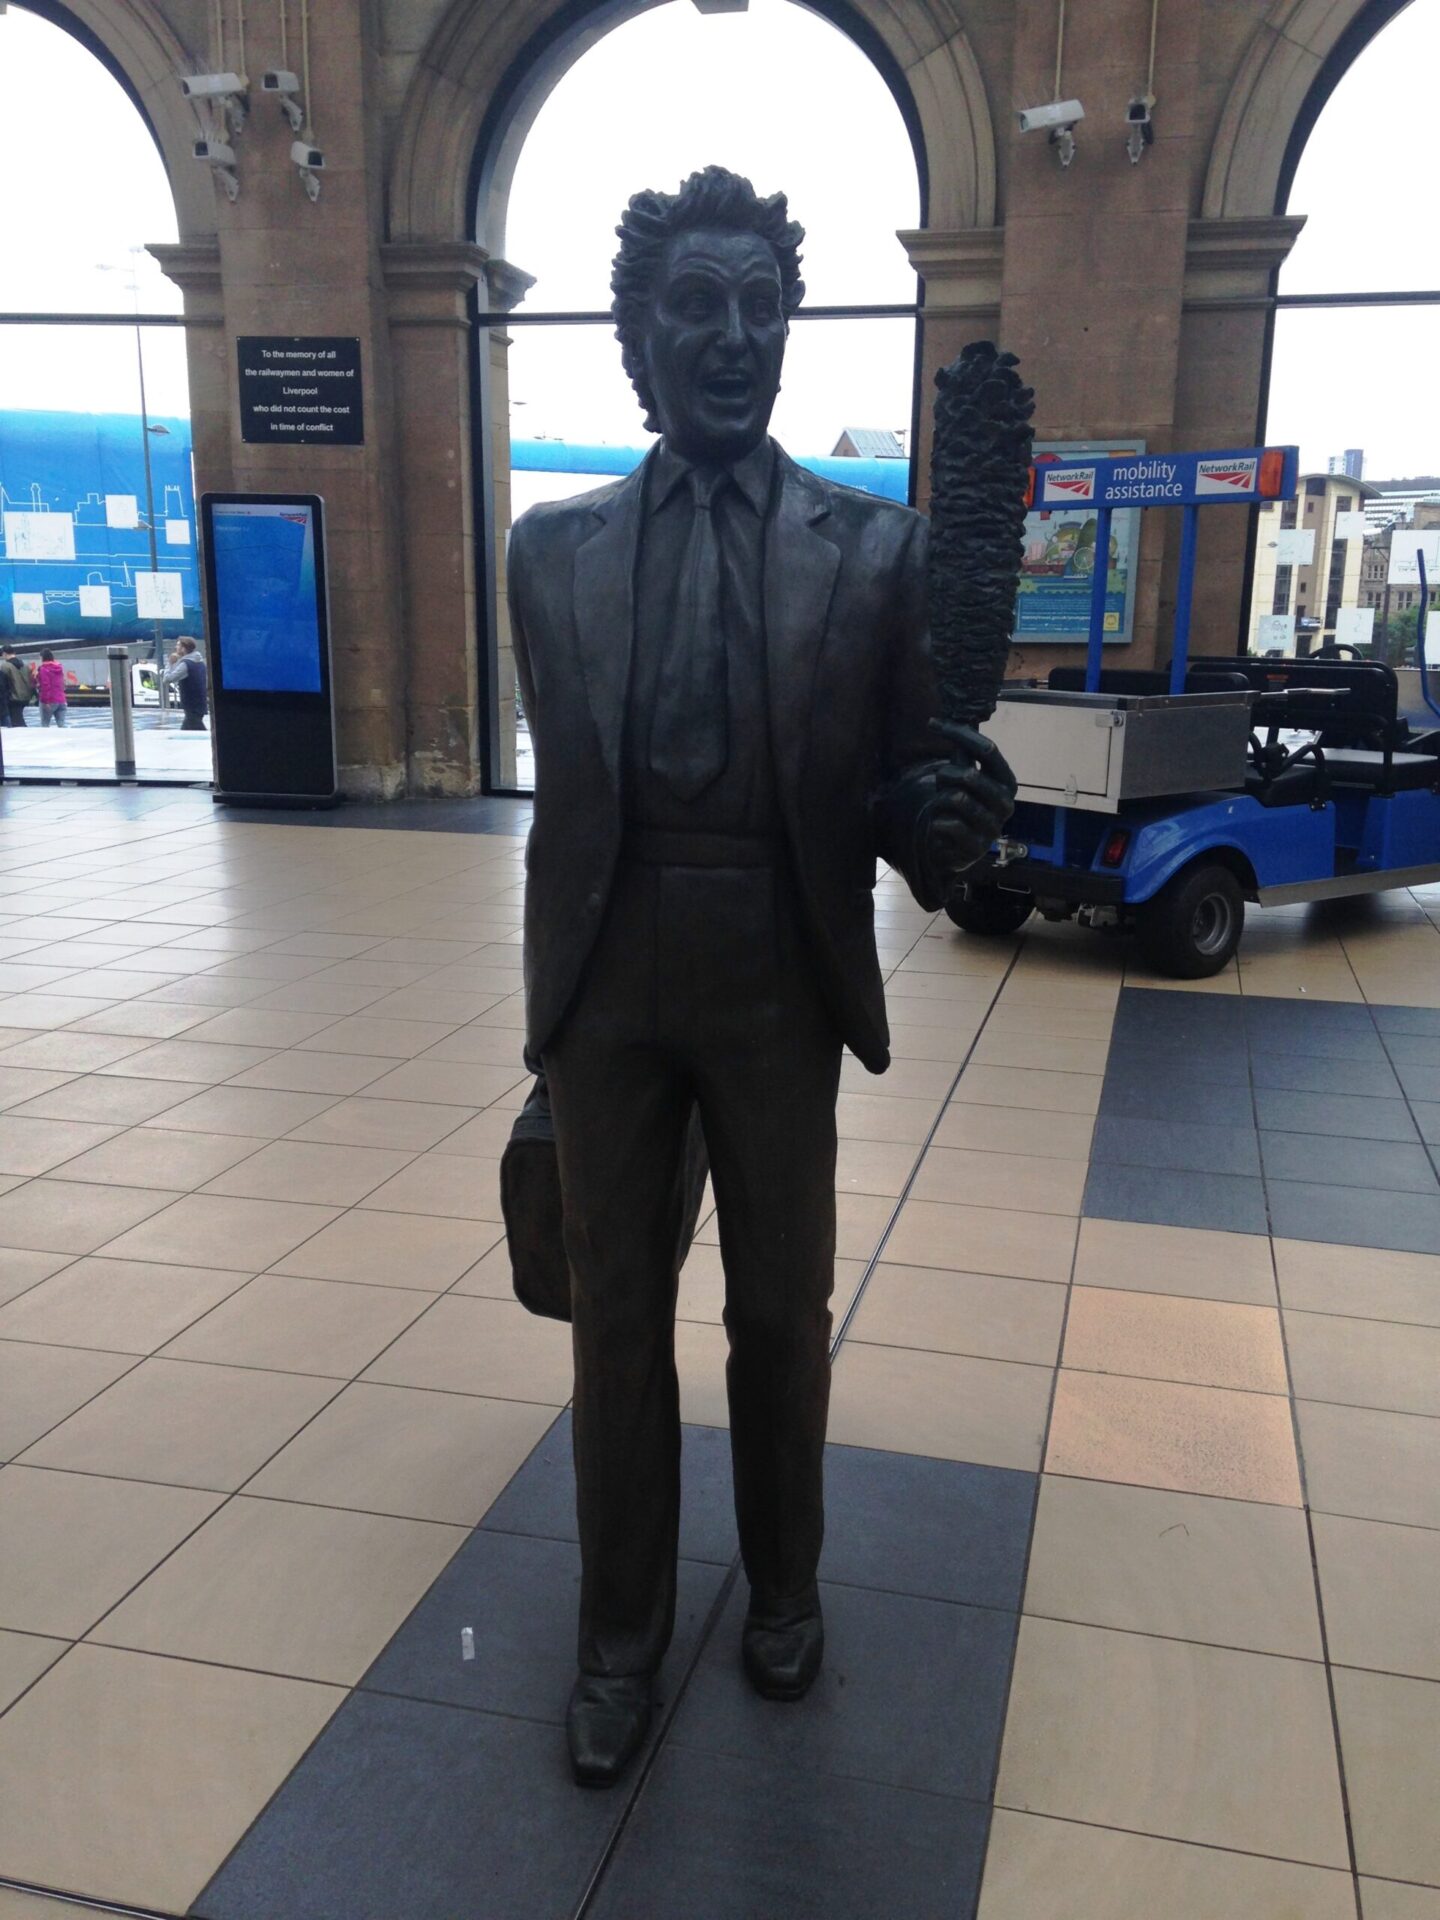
top-left (1101, 829), bottom-right (1130, 868)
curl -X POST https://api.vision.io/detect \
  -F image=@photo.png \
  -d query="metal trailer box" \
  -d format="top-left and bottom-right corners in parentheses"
top-left (986, 689), bottom-right (1254, 813)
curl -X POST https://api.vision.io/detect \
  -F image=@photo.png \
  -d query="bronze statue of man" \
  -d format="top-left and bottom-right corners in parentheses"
top-left (507, 165), bottom-right (1015, 1787)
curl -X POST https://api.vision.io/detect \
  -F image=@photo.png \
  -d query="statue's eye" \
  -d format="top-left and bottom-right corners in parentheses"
top-left (677, 290), bottom-right (714, 320)
top-left (749, 298), bottom-right (777, 324)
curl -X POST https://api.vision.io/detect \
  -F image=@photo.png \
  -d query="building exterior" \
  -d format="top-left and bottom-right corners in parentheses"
top-left (1328, 449), bottom-right (1364, 479)
top-left (1248, 472), bottom-right (1378, 653)
top-left (831, 428), bottom-right (907, 460)
top-left (1363, 481), bottom-right (1440, 531)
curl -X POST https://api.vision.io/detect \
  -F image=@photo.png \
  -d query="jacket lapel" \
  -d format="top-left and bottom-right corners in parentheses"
top-left (572, 457), bottom-right (649, 786)
top-left (765, 450), bottom-right (841, 802)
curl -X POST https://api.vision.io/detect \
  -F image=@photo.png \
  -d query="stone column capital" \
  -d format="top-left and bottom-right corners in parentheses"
top-left (483, 258), bottom-right (538, 315)
top-left (1183, 215), bottom-right (1308, 310)
top-left (895, 227), bottom-right (1004, 322)
top-left (147, 240), bottom-right (223, 321)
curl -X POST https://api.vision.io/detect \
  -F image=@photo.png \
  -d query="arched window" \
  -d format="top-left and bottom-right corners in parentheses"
top-left (1255, 0), bottom-right (1440, 660)
top-left (474, 0), bottom-right (923, 792)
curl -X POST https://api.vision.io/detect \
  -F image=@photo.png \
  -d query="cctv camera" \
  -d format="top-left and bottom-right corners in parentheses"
top-left (1126, 94), bottom-right (1154, 126)
top-left (1016, 98), bottom-right (1085, 134)
top-left (261, 69), bottom-right (301, 94)
top-left (291, 141), bottom-right (324, 170)
top-left (181, 72), bottom-right (246, 99)
top-left (193, 137), bottom-right (237, 165)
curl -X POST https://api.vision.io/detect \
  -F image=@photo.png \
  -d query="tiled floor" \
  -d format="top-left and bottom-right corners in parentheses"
top-left (0, 786), bottom-right (1437, 1917)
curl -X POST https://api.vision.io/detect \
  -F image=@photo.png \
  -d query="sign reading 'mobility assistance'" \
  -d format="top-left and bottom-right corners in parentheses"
top-left (238, 337), bottom-right (364, 446)
top-left (1033, 446), bottom-right (1298, 511)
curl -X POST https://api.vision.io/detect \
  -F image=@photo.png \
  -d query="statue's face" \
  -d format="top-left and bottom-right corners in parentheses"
top-left (641, 228), bottom-right (786, 462)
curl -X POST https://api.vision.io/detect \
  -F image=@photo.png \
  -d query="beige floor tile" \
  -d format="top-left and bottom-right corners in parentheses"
top-left (250, 981), bottom-right (391, 1016)
top-left (55, 1126), bottom-right (264, 1194)
top-left (1334, 1667), bottom-right (1440, 1886)
top-left (357, 1058), bottom-right (530, 1107)
top-left (1313, 1512), bottom-right (1440, 1683)
top-left (0, 1256), bottom-right (252, 1355)
top-left (984, 1004), bottom-right (1117, 1042)
top-left (1046, 1370), bottom-right (1302, 1506)
top-left (7, 1074), bottom-right (196, 1128)
top-left (20, 1357), bottom-right (339, 1492)
top-left (162, 1273), bottom-right (433, 1378)
top-left (841, 1054), bottom-right (956, 1102)
top-left (362, 1293), bottom-right (573, 1405)
top-left (675, 1317), bottom-right (731, 1427)
top-left (71, 1001), bottom-right (211, 1039)
top-left (0, 994), bottom-right (118, 1029)
top-left (0, 1115), bottom-right (121, 1179)
top-left (0, 1629), bottom-right (67, 1714)
top-left (954, 1063), bottom-right (1104, 1114)
top-left (885, 1197), bottom-right (1077, 1282)
top-left (92, 1495), bottom-right (466, 1685)
top-left (971, 1031), bottom-right (1111, 1074)
top-left (247, 1381), bottom-right (555, 1524)
top-left (879, 1020), bottom-right (973, 1063)
top-left (1275, 1239), bottom-right (1440, 1327)
top-left (833, 1135), bottom-right (919, 1197)
top-left (98, 1038), bottom-right (278, 1084)
top-left (0, 1067), bottom-right (81, 1112)
top-left (289, 1095), bottom-right (475, 1151)
top-left (1063, 1288), bottom-right (1289, 1394)
top-left (0, 1031), bottom-right (153, 1073)
top-left (272, 1208), bottom-right (502, 1288)
top-left (1359, 1879), bottom-right (1440, 1919)
top-left (295, 1013), bottom-right (463, 1059)
top-left (0, 1246), bottom-right (71, 1307)
top-left (428, 1107), bottom-right (521, 1159)
top-left (1286, 1310), bottom-right (1440, 1418)
top-left (0, 1342), bottom-right (135, 1459)
top-left (1025, 1475), bottom-right (1322, 1658)
top-left (996, 1615), bottom-right (1348, 1866)
top-left (0, 1643), bottom-right (340, 1911)
top-left (830, 1190), bottom-right (895, 1261)
top-left (827, 1341), bottom-right (1051, 1470)
top-left (179, 1008), bottom-right (343, 1050)
top-left (673, 1247), bottom-right (866, 1327)
top-left (834, 1090), bottom-right (936, 1145)
top-left (847, 1264), bottom-right (1066, 1366)
top-left (356, 1151), bottom-right (504, 1221)
top-left (1297, 1399), bottom-right (1440, 1529)
top-left (139, 1083), bottom-right (342, 1138)
top-left (911, 1146), bottom-right (1087, 1215)
top-left (978, 1809), bottom-right (1356, 1920)
top-left (1074, 1217), bottom-right (1276, 1305)
top-left (97, 1192), bottom-right (340, 1270)
top-left (200, 1139), bottom-right (413, 1207)
top-left (0, 1180), bottom-right (176, 1256)
top-left (934, 1102), bottom-right (1095, 1161)
top-left (451, 1237), bottom-right (518, 1301)
top-left (0, 1465), bottom-right (220, 1637)
top-left (229, 1050), bottom-right (394, 1095)
top-left (416, 1023), bottom-right (529, 1067)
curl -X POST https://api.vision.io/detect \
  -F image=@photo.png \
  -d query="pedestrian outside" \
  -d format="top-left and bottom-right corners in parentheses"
top-left (161, 637), bottom-right (208, 731)
top-left (34, 652), bottom-right (67, 727)
top-left (0, 649), bottom-right (32, 727)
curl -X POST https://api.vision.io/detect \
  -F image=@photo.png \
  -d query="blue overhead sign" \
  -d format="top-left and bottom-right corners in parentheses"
top-left (1033, 445), bottom-right (1298, 511)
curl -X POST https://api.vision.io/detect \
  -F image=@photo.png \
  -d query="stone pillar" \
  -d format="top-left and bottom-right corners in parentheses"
top-left (481, 259), bottom-right (536, 791)
top-left (896, 227), bottom-right (1004, 511)
top-left (381, 240), bottom-right (490, 795)
top-left (154, 0), bottom-right (407, 798)
top-left (147, 240), bottom-right (231, 502)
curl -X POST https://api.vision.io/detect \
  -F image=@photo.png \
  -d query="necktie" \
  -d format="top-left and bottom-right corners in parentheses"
top-left (648, 467), bottom-right (729, 800)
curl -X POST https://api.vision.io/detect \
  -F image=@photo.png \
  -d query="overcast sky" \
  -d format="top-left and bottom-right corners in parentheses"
top-left (0, 0), bottom-right (1435, 475)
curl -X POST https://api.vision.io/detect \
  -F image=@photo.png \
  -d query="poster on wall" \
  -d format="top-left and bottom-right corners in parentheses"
top-left (1014, 440), bottom-right (1143, 646)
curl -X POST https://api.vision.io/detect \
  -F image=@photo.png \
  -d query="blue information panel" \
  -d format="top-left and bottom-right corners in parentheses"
top-left (1033, 446), bottom-right (1299, 511)
top-left (201, 492), bottom-right (337, 805)
top-left (208, 500), bottom-right (323, 693)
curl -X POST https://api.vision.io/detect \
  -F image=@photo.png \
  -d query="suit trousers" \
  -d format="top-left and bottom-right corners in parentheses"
top-left (542, 845), bottom-right (842, 1678)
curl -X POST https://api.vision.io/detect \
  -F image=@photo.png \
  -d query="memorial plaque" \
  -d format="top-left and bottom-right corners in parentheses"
top-left (237, 337), bottom-right (364, 446)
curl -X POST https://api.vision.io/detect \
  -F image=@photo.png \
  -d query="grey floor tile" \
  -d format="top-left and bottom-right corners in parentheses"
top-left (1083, 1163), bottom-right (1268, 1235)
top-left (1253, 1087), bottom-right (1420, 1144)
top-left (1374, 1005), bottom-right (1440, 1039)
top-left (820, 1444), bottom-right (1034, 1612)
top-left (1260, 1132), bottom-right (1439, 1195)
top-left (480, 1412), bottom-right (739, 1568)
top-left (1250, 1051), bottom-right (1402, 1098)
top-left (1412, 1102), bottom-right (1440, 1147)
top-left (1394, 1063), bottom-right (1440, 1103)
top-left (668, 1579), bottom-right (1013, 1801)
top-left (588, 1744), bottom-right (988, 1920)
top-left (1103, 1043), bottom-right (1251, 1086)
top-left (361, 1529), bottom-right (723, 1722)
top-left (191, 1690), bottom-right (613, 1920)
top-left (1268, 1181), bottom-right (1440, 1256)
top-left (1097, 1078), bottom-right (1256, 1127)
top-left (1091, 1116), bottom-right (1261, 1178)
top-left (1380, 1033), bottom-right (1440, 1067)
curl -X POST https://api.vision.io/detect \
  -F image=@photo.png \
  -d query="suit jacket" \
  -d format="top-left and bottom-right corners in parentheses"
top-left (507, 441), bottom-right (943, 1075)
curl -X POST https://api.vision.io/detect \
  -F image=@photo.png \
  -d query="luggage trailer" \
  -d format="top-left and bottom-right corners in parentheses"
top-left (956, 447), bottom-right (1440, 976)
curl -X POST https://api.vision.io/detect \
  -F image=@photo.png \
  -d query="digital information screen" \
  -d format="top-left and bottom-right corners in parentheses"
top-left (201, 492), bottom-right (337, 806)
top-left (208, 500), bottom-right (324, 693)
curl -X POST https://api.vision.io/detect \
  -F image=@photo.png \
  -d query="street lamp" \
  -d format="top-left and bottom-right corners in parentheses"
top-left (96, 250), bottom-right (172, 684)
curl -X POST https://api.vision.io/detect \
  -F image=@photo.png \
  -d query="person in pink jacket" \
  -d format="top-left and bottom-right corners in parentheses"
top-left (34, 652), bottom-right (67, 727)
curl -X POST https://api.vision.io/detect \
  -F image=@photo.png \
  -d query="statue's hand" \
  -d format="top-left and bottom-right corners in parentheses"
top-left (924, 725), bottom-right (1017, 891)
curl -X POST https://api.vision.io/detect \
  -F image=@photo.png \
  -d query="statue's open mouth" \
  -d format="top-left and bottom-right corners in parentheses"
top-left (702, 371), bottom-right (752, 402)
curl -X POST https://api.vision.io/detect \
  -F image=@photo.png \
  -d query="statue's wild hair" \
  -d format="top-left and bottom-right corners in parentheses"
top-left (610, 165), bottom-right (805, 431)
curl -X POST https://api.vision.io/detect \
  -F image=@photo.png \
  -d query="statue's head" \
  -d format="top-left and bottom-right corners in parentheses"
top-left (611, 165), bottom-right (805, 463)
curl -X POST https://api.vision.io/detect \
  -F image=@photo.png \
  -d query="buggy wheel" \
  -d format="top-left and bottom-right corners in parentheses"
top-left (946, 885), bottom-right (1034, 937)
top-left (1134, 861), bottom-right (1244, 978)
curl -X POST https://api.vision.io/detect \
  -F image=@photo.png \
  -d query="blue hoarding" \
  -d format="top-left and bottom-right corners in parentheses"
top-left (0, 409), bottom-right (199, 643)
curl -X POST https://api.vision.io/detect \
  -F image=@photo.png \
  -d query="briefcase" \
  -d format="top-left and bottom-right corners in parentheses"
top-left (501, 1075), bottom-right (710, 1322)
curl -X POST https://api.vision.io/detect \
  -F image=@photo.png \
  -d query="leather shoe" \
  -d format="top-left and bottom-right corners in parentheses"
top-left (741, 1593), bottom-right (824, 1701)
top-left (566, 1673), bottom-right (653, 1787)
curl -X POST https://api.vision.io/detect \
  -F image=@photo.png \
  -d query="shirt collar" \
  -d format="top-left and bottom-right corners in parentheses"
top-left (650, 437), bottom-right (774, 517)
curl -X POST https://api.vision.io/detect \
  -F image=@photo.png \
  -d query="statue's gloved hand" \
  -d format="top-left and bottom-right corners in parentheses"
top-left (919, 725), bottom-right (1017, 901)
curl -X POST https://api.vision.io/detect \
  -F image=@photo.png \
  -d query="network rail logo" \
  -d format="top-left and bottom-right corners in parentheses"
top-left (1045, 467), bottom-right (1096, 501)
top-left (1196, 457), bottom-right (1258, 495)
